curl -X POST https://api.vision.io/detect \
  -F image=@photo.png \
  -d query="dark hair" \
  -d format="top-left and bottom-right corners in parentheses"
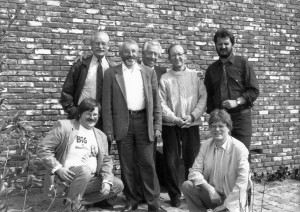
top-left (77, 98), bottom-right (101, 120)
top-left (208, 109), bottom-right (232, 131)
top-left (213, 28), bottom-right (235, 45)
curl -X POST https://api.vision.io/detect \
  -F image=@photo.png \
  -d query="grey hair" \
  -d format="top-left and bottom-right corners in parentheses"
top-left (119, 39), bottom-right (138, 53)
top-left (90, 31), bottom-right (109, 45)
top-left (143, 40), bottom-right (162, 55)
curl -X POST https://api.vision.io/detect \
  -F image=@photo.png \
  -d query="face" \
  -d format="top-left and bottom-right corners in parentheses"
top-left (142, 45), bottom-right (160, 67)
top-left (168, 45), bottom-right (186, 69)
top-left (120, 42), bottom-right (139, 68)
top-left (79, 107), bottom-right (99, 130)
top-left (210, 121), bottom-right (230, 143)
top-left (215, 37), bottom-right (233, 59)
top-left (91, 33), bottom-right (109, 60)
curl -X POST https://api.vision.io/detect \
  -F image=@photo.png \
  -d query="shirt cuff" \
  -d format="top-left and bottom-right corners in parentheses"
top-left (51, 164), bottom-right (63, 174)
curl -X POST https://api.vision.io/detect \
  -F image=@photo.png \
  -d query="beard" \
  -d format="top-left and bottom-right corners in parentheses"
top-left (217, 47), bottom-right (233, 59)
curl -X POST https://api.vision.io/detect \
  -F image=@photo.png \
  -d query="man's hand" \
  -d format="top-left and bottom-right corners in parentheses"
top-left (213, 204), bottom-right (226, 212)
top-left (221, 100), bottom-right (238, 109)
top-left (107, 134), bottom-right (115, 143)
top-left (207, 186), bottom-right (222, 205)
top-left (155, 129), bottom-right (161, 140)
top-left (182, 115), bottom-right (193, 128)
top-left (100, 182), bottom-right (111, 196)
top-left (56, 167), bottom-right (75, 183)
top-left (174, 118), bottom-right (185, 127)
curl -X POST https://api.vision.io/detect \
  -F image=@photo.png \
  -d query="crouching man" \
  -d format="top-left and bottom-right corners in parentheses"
top-left (182, 109), bottom-right (251, 212)
top-left (38, 98), bottom-right (123, 212)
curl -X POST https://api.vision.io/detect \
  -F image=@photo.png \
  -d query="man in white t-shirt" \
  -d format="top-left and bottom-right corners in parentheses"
top-left (38, 98), bottom-right (123, 212)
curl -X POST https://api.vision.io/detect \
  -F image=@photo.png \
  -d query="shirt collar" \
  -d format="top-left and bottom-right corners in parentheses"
top-left (218, 53), bottom-right (235, 65)
top-left (141, 61), bottom-right (154, 69)
top-left (214, 136), bottom-right (229, 151)
top-left (122, 62), bottom-right (141, 73)
top-left (92, 54), bottom-right (106, 64)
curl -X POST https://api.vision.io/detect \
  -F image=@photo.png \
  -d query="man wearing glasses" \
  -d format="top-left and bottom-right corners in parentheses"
top-left (159, 44), bottom-right (207, 207)
top-left (61, 31), bottom-right (116, 132)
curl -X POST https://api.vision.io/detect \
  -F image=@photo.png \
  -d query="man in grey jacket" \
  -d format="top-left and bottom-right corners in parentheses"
top-left (38, 98), bottom-right (123, 212)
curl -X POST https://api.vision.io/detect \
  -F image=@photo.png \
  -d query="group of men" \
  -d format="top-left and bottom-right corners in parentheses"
top-left (37, 28), bottom-right (259, 212)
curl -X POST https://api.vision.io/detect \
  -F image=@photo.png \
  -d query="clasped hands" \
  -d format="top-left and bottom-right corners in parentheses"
top-left (174, 115), bottom-right (193, 128)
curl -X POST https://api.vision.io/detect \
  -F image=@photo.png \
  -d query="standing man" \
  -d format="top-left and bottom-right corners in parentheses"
top-left (142, 40), bottom-right (167, 82)
top-left (102, 39), bottom-right (165, 212)
top-left (38, 98), bottom-right (124, 212)
top-left (135, 40), bottom-right (167, 203)
top-left (61, 31), bottom-right (115, 132)
top-left (204, 28), bottom-right (259, 150)
top-left (159, 44), bottom-right (207, 207)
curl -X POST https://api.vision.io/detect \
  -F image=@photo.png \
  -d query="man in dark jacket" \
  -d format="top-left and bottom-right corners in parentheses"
top-left (61, 31), bottom-right (116, 131)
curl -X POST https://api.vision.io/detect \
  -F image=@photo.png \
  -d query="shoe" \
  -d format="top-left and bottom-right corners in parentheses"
top-left (93, 199), bottom-right (114, 210)
top-left (121, 203), bottom-right (138, 212)
top-left (148, 206), bottom-right (167, 212)
top-left (170, 198), bottom-right (181, 207)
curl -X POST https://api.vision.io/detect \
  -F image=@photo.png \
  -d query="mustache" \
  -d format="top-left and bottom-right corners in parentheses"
top-left (86, 118), bottom-right (96, 122)
top-left (124, 55), bottom-right (137, 61)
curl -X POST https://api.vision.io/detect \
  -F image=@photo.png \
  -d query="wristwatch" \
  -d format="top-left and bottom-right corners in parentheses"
top-left (236, 99), bottom-right (241, 105)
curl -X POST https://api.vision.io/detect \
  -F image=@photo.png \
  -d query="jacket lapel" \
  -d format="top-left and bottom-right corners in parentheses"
top-left (115, 65), bottom-right (127, 102)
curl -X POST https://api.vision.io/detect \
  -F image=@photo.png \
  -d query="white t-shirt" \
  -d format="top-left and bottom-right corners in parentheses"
top-left (64, 125), bottom-right (98, 174)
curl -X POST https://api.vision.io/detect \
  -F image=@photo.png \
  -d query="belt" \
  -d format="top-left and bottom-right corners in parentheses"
top-left (128, 109), bottom-right (146, 115)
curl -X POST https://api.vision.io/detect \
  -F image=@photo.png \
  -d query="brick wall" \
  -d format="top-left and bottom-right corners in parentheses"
top-left (0, 0), bottom-right (299, 179)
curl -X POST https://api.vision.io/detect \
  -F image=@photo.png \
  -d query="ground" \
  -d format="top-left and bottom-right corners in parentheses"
top-left (3, 179), bottom-right (300, 212)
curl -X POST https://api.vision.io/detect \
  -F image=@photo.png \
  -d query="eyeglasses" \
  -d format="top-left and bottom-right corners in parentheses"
top-left (169, 53), bottom-right (185, 59)
top-left (210, 125), bottom-right (227, 130)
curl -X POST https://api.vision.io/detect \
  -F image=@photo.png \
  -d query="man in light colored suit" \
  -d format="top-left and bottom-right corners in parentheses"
top-left (38, 98), bottom-right (123, 212)
top-left (102, 39), bottom-right (165, 212)
top-left (182, 109), bottom-right (251, 212)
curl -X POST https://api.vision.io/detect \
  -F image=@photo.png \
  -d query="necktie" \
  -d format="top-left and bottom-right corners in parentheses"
top-left (96, 59), bottom-right (103, 103)
top-left (220, 62), bottom-right (229, 103)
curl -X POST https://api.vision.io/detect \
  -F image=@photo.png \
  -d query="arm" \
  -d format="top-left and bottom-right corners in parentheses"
top-left (223, 148), bottom-right (250, 211)
top-left (151, 68), bottom-right (162, 132)
top-left (204, 67), bottom-right (215, 114)
top-left (188, 141), bottom-right (222, 204)
top-left (102, 68), bottom-right (114, 137)
top-left (98, 133), bottom-right (114, 183)
top-left (159, 78), bottom-right (184, 125)
top-left (190, 76), bottom-right (207, 120)
top-left (241, 59), bottom-right (259, 106)
top-left (61, 64), bottom-right (79, 119)
top-left (37, 121), bottom-right (64, 171)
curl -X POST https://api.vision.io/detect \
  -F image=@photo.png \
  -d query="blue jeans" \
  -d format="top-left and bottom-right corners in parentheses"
top-left (62, 165), bottom-right (123, 211)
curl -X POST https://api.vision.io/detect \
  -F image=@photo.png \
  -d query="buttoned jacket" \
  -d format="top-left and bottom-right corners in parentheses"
top-left (102, 63), bottom-right (162, 141)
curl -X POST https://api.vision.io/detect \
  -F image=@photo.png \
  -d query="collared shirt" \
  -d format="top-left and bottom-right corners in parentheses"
top-left (122, 63), bottom-right (145, 110)
top-left (78, 55), bottom-right (110, 104)
top-left (208, 138), bottom-right (229, 194)
top-left (204, 54), bottom-right (259, 114)
top-left (141, 61), bottom-right (154, 69)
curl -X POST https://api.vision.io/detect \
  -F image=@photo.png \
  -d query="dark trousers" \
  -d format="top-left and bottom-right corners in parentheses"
top-left (230, 109), bottom-right (252, 150)
top-left (162, 125), bottom-right (200, 200)
top-left (117, 113), bottom-right (160, 210)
